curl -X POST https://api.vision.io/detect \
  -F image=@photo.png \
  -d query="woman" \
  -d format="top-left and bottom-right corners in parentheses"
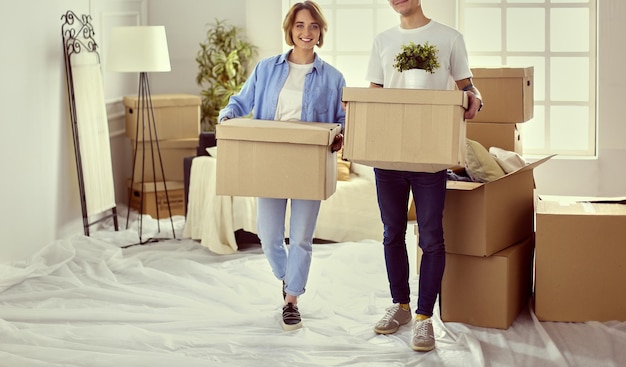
top-left (218, 1), bottom-right (345, 331)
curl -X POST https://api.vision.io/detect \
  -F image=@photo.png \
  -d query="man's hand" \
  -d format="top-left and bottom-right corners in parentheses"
top-left (464, 92), bottom-right (482, 120)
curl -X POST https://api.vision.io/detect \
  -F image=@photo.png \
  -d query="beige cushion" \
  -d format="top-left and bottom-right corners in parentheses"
top-left (489, 146), bottom-right (527, 173)
top-left (465, 139), bottom-right (506, 183)
top-left (337, 148), bottom-right (351, 181)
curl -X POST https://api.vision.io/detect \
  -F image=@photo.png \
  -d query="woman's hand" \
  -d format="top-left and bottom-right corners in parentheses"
top-left (330, 133), bottom-right (343, 153)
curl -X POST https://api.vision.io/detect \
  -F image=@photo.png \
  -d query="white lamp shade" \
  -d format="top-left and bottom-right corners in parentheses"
top-left (106, 26), bottom-right (171, 72)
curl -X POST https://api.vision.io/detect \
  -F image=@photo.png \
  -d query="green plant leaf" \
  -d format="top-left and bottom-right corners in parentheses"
top-left (196, 18), bottom-right (258, 131)
top-left (392, 41), bottom-right (440, 74)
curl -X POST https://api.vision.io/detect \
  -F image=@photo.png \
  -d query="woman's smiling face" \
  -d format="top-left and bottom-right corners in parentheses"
top-left (291, 9), bottom-right (320, 50)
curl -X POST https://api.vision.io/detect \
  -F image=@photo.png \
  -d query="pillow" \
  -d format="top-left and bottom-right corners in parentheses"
top-left (337, 148), bottom-right (351, 181)
top-left (489, 146), bottom-right (527, 174)
top-left (206, 146), bottom-right (218, 157)
top-left (465, 139), bottom-right (506, 183)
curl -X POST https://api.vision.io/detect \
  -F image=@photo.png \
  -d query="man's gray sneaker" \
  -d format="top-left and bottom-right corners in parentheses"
top-left (411, 317), bottom-right (435, 352)
top-left (374, 304), bottom-right (412, 334)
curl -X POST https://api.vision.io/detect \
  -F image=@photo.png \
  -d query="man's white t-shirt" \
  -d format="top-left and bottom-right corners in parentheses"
top-left (366, 20), bottom-right (473, 90)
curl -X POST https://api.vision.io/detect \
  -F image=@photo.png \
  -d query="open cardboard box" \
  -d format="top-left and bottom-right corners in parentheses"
top-left (443, 155), bottom-right (554, 257)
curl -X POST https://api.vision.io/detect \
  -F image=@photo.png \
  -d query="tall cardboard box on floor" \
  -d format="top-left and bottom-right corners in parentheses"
top-left (441, 235), bottom-right (535, 329)
top-left (469, 67), bottom-right (534, 123)
top-left (443, 155), bottom-right (552, 257)
top-left (124, 94), bottom-right (201, 141)
top-left (342, 87), bottom-right (468, 172)
top-left (215, 118), bottom-right (341, 200)
top-left (535, 198), bottom-right (626, 322)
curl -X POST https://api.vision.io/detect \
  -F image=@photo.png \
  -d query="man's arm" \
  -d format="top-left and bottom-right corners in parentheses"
top-left (456, 78), bottom-right (483, 120)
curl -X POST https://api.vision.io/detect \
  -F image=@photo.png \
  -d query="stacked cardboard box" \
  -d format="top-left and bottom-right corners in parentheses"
top-left (340, 85), bottom-right (546, 328)
top-left (124, 94), bottom-right (201, 217)
top-left (439, 67), bottom-right (542, 329)
top-left (436, 155), bottom-right (550, 329)
top-left (127, 180), bottom-right (186, 218)
top-left (534, 197), bottom-right (626, 322)
top-left (467, 67), bottom-right (534, 154)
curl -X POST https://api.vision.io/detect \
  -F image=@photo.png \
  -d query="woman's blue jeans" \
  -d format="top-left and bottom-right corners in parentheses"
top-left (257, 197), bottom-right (321, 298)
top-left (374, 168), bottom-right (447, 317)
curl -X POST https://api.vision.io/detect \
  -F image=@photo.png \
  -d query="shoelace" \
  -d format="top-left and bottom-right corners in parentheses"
top-left (414, 319), bottom-right (432, 338)
top-left (379, 305), bottom-right (401, 323)
top-left (283, 304), bottom-right (300, 320)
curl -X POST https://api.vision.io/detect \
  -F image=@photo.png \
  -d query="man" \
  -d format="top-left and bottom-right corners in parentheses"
top-left (366, 0), bottom-right (482, 352)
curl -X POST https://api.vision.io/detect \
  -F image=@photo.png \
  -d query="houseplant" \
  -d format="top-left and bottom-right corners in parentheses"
top-left (196, 19), bottom-right (257, 131)
top-left (393, 41), bottom-right (440, 74)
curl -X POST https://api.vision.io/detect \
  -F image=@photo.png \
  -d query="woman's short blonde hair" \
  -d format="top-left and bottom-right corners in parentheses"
top-left (282, 1), bottom-right (328, 48)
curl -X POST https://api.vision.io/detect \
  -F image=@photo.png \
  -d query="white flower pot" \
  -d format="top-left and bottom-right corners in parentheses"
top-left (403, 69), bottom-right (429, 89)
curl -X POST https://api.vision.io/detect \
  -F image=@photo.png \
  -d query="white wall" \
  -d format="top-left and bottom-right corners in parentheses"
top-left (0, 0), bottom-right (89, 263)
top-left (1, 0), bottom-right (624, 264)
top-left (146, 0), bottom-right (249, 96)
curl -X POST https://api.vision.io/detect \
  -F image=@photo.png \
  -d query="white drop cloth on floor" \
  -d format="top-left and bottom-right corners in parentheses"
top-left (0, 213), bottom-right (624, 367)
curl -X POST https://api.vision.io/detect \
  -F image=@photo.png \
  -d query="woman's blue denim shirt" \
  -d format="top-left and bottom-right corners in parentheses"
top-left (218, 51), bottom-right (346, 127)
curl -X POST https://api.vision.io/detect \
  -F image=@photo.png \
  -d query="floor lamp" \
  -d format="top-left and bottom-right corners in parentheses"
top-left (106, 25), bottom-right (176, 244)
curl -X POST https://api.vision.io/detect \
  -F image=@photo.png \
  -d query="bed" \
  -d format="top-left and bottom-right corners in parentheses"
top-left (182, 133), bottom-right (384, 254)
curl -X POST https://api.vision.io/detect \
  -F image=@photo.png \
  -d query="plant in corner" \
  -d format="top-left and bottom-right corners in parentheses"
top-left (196, 19), bottom-right (258, 131)
top-left (393, 41), bottom-right (440, 74)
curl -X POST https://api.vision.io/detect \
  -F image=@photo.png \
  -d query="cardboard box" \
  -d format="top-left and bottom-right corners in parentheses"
top-left (441, 235), bottom-right (534, 329)
top-left (215, 118), bottom-right (341, 200)
top-left (443, 155), bottom-right (552, 257)
top-left (124, 94), bottom-right (201, 141)
top-left (534, 198), bottom-right (626, 322)
top-left (467, 122), bottom-right (523, 155)
top-left (131, 138), bottom-right (197, 182)
top-left (127, 179), bottom-right (185, 218)
top-left (342, 87), bottom-right (468, 172)
top-left (469, 67), bottom-right (534, 123)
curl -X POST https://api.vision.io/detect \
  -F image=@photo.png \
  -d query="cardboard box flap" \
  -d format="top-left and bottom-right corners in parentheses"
top-left (447, 154), bottom-right (555, 191)
top-left (124, 94), bottom-right (201, 108)
top-left (216, 118), bottom-right (341, 146)
top-left (539, 195), bottom-right (626, 205)
top-left (342, 87), bottom-right (468, 108)
top-left (471, 67), bottom-right (534, 79)
top-left (537, 199), bottom-right (626, 216)
top-left (579, 197), bottom-right (626, 204)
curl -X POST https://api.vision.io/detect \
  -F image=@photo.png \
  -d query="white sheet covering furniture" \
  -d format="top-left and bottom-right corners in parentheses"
top-left (183, 155), bottom-right (383, 254)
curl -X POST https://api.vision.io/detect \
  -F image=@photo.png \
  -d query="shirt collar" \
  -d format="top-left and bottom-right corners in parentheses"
top-left (279, 50), bottom-right (323, 72)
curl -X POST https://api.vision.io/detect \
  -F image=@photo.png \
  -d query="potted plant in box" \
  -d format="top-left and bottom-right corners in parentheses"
top-left (393, 41), bottom-right (440, 88)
